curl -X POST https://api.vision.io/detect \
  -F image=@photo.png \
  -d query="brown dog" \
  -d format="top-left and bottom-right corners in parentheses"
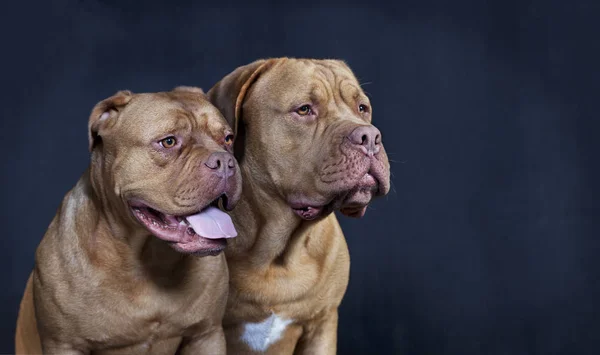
top-left (15, 87), bottom-right (241, 354)
top-left (208, 58), bottom-right (391, 354)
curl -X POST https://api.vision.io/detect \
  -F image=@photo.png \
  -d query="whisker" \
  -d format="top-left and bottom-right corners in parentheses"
top-left (390, 180), bottom-right (398, 196)
top-left (388, 159), bottom-right (407, 164)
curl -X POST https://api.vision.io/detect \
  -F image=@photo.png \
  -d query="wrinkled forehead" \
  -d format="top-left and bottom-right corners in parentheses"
top-left (256, 59), bottom-right (367, 104)
top-left (118, 93), bottom-right (230, 138)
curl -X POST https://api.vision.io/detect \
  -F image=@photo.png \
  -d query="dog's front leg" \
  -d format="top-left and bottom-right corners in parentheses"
top-left (294, 310), bottom-right (338, 355)
top-left (178, 326), bottom-right (226, 355)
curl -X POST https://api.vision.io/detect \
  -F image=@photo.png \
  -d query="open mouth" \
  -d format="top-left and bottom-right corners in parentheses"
top-left (130, 196), bottom-right (237, 256)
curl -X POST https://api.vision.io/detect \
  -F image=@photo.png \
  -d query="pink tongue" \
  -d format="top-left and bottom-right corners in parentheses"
top-left (185, 206), bottom-right (237, 239)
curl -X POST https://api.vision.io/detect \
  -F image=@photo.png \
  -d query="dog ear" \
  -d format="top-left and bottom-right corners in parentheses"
top-left (207, 59), bottom-right (279, 137)
top-left (88, 90), bottom-right (133, 151)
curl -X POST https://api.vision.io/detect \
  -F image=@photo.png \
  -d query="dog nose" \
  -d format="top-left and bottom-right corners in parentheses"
top-left (204, 152), bottom-right (236, 178)
top-left (347, 125), bottom-right (381, 156)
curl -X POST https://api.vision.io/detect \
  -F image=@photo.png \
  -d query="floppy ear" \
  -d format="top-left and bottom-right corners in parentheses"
top-left (207, 59), bottom-right (279, 137)
top-left (88, 90), bottom-right (133, 151)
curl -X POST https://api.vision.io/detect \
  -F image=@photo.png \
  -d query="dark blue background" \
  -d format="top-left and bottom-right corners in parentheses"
top-left (2, 0), bottom-right (599, 354)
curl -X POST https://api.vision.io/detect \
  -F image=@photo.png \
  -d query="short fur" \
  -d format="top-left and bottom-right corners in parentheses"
top-left (15, 87), bottom-right (241, 354)
top-left (208, 58), bottom-right (391, 354)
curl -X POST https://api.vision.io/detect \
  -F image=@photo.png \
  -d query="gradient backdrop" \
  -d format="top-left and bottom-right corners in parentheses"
top-left (2, 0), bottom-right (599, 354)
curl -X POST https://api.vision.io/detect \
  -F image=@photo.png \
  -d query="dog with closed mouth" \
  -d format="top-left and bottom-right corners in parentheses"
top-left (15, 87), bottom-right (241, 354)
top-left (208, 58), bottom-right (391, 354)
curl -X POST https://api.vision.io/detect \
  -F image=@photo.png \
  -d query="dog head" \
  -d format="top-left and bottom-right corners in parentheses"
top-left (88, 87), bottom-right (241, 255)
top-left (209, 58), bottom-right (390, 220)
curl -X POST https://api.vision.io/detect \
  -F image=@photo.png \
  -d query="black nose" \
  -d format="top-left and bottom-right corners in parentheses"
top-left (347, 125), bottom-right (382, 156)
top-left (204, 152), bottom-right (236, 178)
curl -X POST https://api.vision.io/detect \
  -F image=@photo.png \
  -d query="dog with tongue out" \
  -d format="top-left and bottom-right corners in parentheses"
top-left (15, 87), bottom-right (241, 355)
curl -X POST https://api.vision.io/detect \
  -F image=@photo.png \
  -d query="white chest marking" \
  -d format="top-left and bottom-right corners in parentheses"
top-left (241, 313), bottom-right (293, 352)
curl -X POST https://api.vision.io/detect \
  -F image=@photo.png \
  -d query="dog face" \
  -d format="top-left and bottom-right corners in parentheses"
top-left (209, 58), bottom-right (390, 220)
top-left (88, 87), bottom-right (241, 255)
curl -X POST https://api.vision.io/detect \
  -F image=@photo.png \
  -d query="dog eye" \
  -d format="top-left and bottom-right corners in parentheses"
top-left (224, 134), bottom-right (234, 145)
top-left (160, 136), bottom-right (177, 148)
top-left (296, 105), bottom-right (312, 116)
top-left (358, 104), bottom-right (369, 113)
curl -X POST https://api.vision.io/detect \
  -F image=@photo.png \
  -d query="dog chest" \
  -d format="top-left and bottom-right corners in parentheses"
top-left (240, 313), bottom-right (294, 352)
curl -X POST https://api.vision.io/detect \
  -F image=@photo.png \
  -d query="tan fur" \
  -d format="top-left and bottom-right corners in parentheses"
top-left (208, 58), bottom-right (391, 354)
top-left (16, 275), bottom-right (40, 354)
top-left (15, 87), bottom-right (240, 354)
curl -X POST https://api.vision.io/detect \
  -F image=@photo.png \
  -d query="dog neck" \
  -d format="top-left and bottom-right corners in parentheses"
top-left (226, 162), bottom-right (318, 269)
